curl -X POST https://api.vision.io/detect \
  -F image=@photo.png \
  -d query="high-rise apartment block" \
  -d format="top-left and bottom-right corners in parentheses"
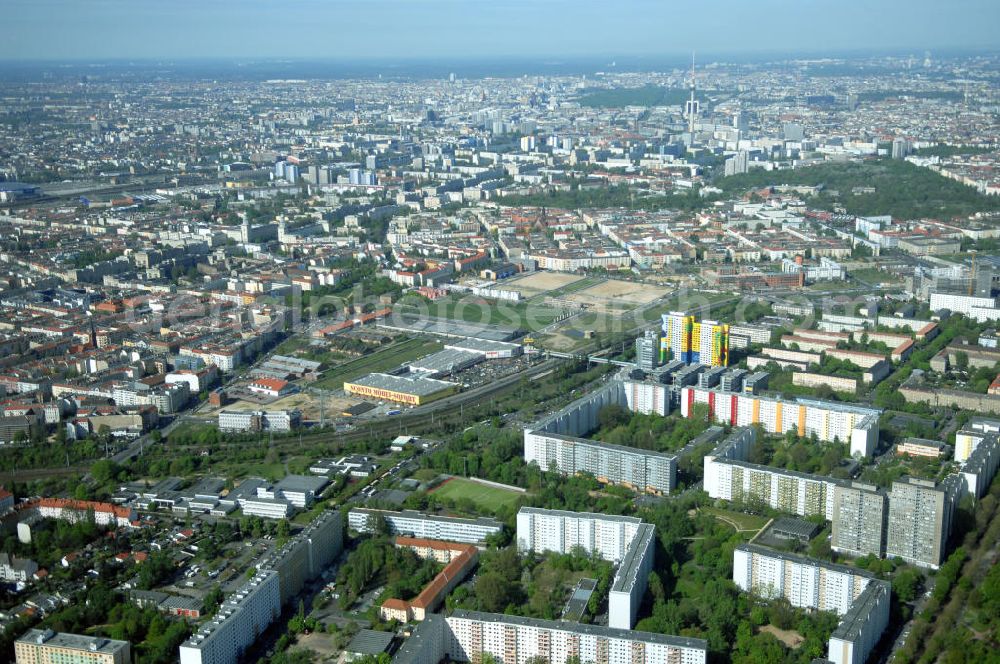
top-left (179, 511), bottom-right (342, 664)
top-left (831, 482), bottom-right (887, 558)
top-left (733, 545), bottom-right (889, 664)
top-left (885, 477), bottom-right (960, 569)
top-left (681, 387), bottom-right (880, 457)
top-left (635, 330), bottom-right (660, 371)
top-left (704, 427), bottom-right (843, 519)
top-left (524, 380), bottom-right (676, 494)
top-left (660, 312), bottom-right (729, 366)
top-left (516, 508), bottom-right (655, 629)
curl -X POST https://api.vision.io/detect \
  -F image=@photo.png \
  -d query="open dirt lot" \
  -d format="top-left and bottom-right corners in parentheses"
top-left (759, 625), bottom-right (804, 649)
top-left (290, 632), bottom-right (341, 662)
top-left (502, 271), bottom-right (584, 296)
top-left (203, 392), bottom-right (361, 421)
top-left (564, 279), bottom-right (666, 309)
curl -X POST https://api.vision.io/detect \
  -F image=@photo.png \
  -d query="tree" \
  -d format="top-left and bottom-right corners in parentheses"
top-left (91, 459), bottom-right (121, 484)
top-left (893, 567), bottom-right (923, 603)
top-left (475, 573), bottom-right (514, 613)
top-left (276, 519), bottom-right (291, 545)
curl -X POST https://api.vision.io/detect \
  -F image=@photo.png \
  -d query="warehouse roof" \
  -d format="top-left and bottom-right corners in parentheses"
top-left (346, 372), bottom-right (458, 396)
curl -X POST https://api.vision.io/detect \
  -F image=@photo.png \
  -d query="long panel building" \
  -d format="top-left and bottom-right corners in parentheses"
top-left (16, 630), bottom-right (132, 664)
top-left (515, 507), bottom-right (655, 629)
top-left (391, 611), bottom-right (708, 664)
top-left (733, 544), bottom-right (890, 664)
top-left (348, 508), bottom-right (504, 544)
top-left (179, 511), bottom-right (343, 664)
top-left (523, 379), bottom-right (677, 494)
top-left (704, 427), bottom-right (842, 520)
top-left (680, 386), bottom-right (880, 457)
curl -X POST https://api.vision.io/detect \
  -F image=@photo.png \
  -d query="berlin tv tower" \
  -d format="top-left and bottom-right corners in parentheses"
top-left (686, 52), bottom-right (699, 137)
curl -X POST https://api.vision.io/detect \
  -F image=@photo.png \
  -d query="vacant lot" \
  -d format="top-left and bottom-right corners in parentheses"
top-left (503, 271), bottom-right (584, 296)
top-left (760, 624), bottom-right (804, 649)
top-left (577, 279), bottom-right (665, 304)
top-left (429, 477), bottom-right (524, 512)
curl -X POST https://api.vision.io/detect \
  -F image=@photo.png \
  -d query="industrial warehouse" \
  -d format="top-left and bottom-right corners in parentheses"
top-left (343, 373), bottom-right (459, 405)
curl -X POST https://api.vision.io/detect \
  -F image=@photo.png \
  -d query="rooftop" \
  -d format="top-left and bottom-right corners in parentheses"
top-left (17, 629), bottom-right (129, 654)
top-left (346, 372), bottom-right (458, 396)
top-left (346, 628), bottom-right (394, 656)
top-left (450, 610), bottom-right (708, 650)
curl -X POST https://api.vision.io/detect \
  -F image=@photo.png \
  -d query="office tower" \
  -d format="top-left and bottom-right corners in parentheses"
top-left (724, 151), bottom-right (749, 176)
top-left (831, 482), bottom-right (887, 558)
top-left (635, 330), bottom-right (659, 371)
top-left (782, 122), bottom-right (805, 141)
top-left (661, 311), bottom-right (694, 364)
top-left (885, 477), bottom-right (955, 569)
top-left (891, 138), bottom-right (910, 159)
top-left (732, 110), bottom-right (749, 131)
top-left (16, 630), bottom-right (131, 664)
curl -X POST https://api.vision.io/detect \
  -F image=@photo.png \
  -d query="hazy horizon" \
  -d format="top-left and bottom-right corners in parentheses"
top-left (3, 0), bottom-right (998, 62)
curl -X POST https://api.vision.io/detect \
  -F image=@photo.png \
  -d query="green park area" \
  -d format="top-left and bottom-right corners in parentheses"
top-left (716, 159), bottom-right (1000, 220)
top-left (575, 86), bottom-right (696, 108)
top-left (430, 477), bottom-right (524, 513)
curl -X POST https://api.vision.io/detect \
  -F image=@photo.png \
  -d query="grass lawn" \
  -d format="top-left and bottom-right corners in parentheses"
top-left (412, 468), bottom-right (441, 482)
top-left (397, 295), bottom-right (565, 330)
top-left (849, 267), bottom-right (902, 284)
top-left (430, 477), bottom-right (524, 512)
top-left (700, 506), bottom-right (770, 533)
top-left (312, 337), bottom-right (442, 390)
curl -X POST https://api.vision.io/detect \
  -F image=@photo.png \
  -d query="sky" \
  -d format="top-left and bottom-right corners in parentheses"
top-left (2, 0), bottom-right (998, 62)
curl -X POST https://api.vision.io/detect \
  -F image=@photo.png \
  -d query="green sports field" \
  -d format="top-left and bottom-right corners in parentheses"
top-left (431, 477), bottom-right (524, 512)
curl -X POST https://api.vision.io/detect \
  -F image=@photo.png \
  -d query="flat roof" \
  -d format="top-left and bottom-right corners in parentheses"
top-left (17, 629), bottom-right (129, 654)
top-left (610, 524), bottom-right (655, 593)
top-left (449, 610), bottom-right (707, 651)
top-left (830, 581), bottom-right (890, 641)
top-left (769, 517), bottom-right (821, 539)
top-left (406, 348), bottom-right (483, 374)
top-left (346, 372), bottom-right (458, 396)
top-left (444, 337), bottom-right (521, 353)
top-left (738, 543), bottom-right (876, 581)
top-left (378, 314), bottom-right (520, 342)
top-left (392, 614), bottom-right (446, 664)
top-left (529, 430), bottom-right (679, 461)
top-left (518, 506), bottom-right (643, 526)
top-left (277, 474), bottom-right (329, 493)
top-left (351, 507), bottom-right (502, 528)
top-left (346, 629), bottom-right (394, 655)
